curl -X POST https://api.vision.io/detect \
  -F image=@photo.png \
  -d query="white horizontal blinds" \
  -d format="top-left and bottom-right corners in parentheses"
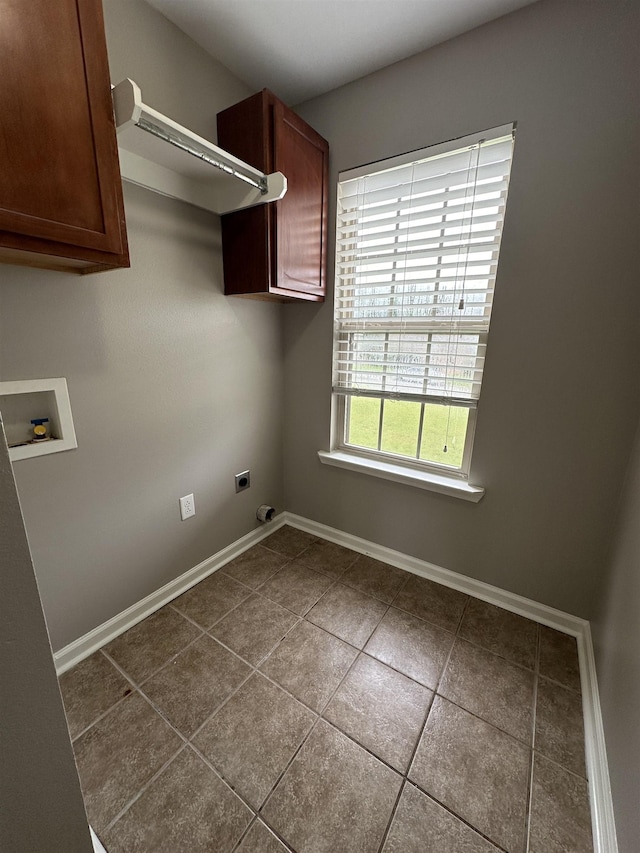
top-left (333, 128), bottom-right (514, 407)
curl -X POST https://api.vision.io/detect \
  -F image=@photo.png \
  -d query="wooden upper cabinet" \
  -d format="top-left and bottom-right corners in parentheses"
top-left (217, 90), bottom-right (328, 302)
top-left (0, 0), bottom-right (129, 274)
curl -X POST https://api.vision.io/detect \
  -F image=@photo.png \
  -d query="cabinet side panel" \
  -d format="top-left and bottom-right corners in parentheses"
top-left (220, 207), bottom-right (271, 295)
top-left (218, 90), bottom-right (273, 295)
top-left (216, 90), bottom-right (270, 171)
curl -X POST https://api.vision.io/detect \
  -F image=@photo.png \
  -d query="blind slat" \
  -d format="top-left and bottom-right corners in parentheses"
top-left (338, 212), bottom-right (506, 250)
top-left (337, 277), bottom-right (494, 288)
top-left (338, 259), bottom-right (498, 282)
top-left (333, 387), bottom-right (479, 408)
top-left (339, 160), bottom-right (511, 208)
top-left (338, 239), bottom-right (502, 269)
top-left (340, 183), bottom-right (509, 224)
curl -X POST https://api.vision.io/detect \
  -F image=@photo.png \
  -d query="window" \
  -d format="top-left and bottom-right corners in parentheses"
top-left (330, 125), bottom-right (515, 484)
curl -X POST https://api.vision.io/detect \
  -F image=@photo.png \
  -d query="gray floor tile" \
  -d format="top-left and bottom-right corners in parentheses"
top-left (365, 606), bottom-right (454, 689)
top-left (260, 620), bottom-right (357, 712)
top-left (235, 820), bottom-right (291, 853)
top-left (258, 560), bottom-right (333, 616)
top-left (528, 754), bottom-right (593, 853)
top-left (539, 626), bottom-right (581, 692)
top-left (262, 525), bottom-right (317, 558)
top-left (105, 605), bottom-right (202, 684)
top-left (324, 654), bottom-right (432, 772)
top-left (438, 638), bottom-right (535, 743)
top-left (142, 635), bottom-right (251, 737)
top-left (222, 545), bottom-right (289, 589)
top-left (59, 651), bottom-right (132, 740)
top-left (193, 673), bottom-right (315, 809)
top-left (393, 574), bottom-right (468, 632)
top-left (296, 539), bottom-right (359, 578)
top-left (262, 720), bottom-right (402, 853)
top-left (409, 696), bottom-right (530, 853)
top-left (458, 599), bottom-right (538, 669)
top-left (306, 583), bottom-right (387, 648)
top-left (382, 783), bottom-right (500, 852)
top-left (535, 676), bottom-right (586, 777)
top-left (209, 593), bottom-right (298, 665)
top-left (73, 692), bottom-right (182, 832)
top-left (172, 571), bottom-right (251, 629)
top-left (340, 555), bottom-right (408, 603)
top-left (102, 747), bottom-right (252, 853)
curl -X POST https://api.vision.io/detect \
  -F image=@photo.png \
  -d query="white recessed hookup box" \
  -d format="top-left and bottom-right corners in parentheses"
top-left (0, 378), bottom-right (77, 462)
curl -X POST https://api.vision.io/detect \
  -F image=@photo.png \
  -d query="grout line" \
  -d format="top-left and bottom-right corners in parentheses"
top-left (372, 613), bottom-right (525, 853)
top-left (367, 591), bottom-right (541, 674)
top-left (450, 634), bottom-right (538, 673)
top-left (228, 815), bottom-right (259, 853)
top-left (255, 622), bottom-right (376, 827)
top-left (99, 655), bottom-right (193, 750)
top-left (525, 623), bottom-right (541, 852)
top-left (68, 651), bottom-right (139, 743)
top-left (227, 814), bottom-right (298, 853)
top-left (375, 779), bottom-right (407, 853)
top-left (247, 810), bottom-right (298, 853)
top-left (130, 630), bottom-right (210, 689)
top-left (187, 740), bottom-right (262, 817)
top-left (206, 614), bottom-right (304, 670)
top-left (131, 625), bottom-right (205, 673)
top-left (186, 621), bottom-right (314, 743)
top-left (400, 782), bottom-right (510, 852)
top-left (102, 743), bottom-right (189, 833)
top-left (255, 672), bottom-right (320, 718)
top-left (536, 670), bottom-right (585, 696)
top-left (182, 664), bottom-right (257, 739)
top-left (374, 686), bottom-right (438, 853)
top-left (455, 594), bottom-right (472, 636)
top-left (454, 591), bottom-right (472, 635)
top-left (423, 691), bottom-right (535, 749)
top-left (256, 716), bottom-right (324, 817)
top-left (531, 750), bottom-right (591, 784)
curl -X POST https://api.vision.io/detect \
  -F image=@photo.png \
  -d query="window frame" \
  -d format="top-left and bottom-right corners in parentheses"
top-left (335, 392), bottom-right (478, 481)
top-left (328, 124), bottom-right (515, 485)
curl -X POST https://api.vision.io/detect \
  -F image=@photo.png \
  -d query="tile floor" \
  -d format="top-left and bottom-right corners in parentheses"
top-left (59, 525), bottom-right (594, 853)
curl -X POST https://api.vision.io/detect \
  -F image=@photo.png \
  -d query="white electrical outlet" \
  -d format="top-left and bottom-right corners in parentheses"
top-left (179, 493), bottom-right (195, 520)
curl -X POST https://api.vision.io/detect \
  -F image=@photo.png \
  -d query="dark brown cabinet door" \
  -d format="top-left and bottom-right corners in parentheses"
top-left (217, 90), bottom-right (328, 302)
top-left (0, 0), bottom-right (129, 274)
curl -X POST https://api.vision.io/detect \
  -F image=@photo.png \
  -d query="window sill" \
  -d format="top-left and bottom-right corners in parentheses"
top-left (317, 450), bottom-right (485, 502)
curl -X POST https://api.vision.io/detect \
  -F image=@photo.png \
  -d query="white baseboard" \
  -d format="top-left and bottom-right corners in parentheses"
top-left (575, 627), bottom-right (619, 853)
top-left (55, 511), bottom-right (617, 853)
top-left (90, 826), bottom-right (107, 853)
top-left (53, 516), bottom-right (286, 675)
top-left (282, 512), bottom-right (588, 635)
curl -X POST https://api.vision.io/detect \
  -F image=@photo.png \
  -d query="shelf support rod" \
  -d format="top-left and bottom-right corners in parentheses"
top-left (136, 116), bottom-right (269, 194)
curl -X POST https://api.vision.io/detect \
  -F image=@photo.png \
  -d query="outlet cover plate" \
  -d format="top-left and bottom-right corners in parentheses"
top-left (235, 470), bottom-right (250, 493)
top-left (179, 493), bottom-right (195, 520)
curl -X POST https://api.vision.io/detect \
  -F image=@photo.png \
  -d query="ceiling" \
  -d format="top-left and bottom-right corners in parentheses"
top-left (145, 0), bottom-right (539, 104)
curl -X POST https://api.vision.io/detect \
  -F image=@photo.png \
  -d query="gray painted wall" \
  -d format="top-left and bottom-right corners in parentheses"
top-left (0, 0), bottom-right (285, 650)
top-left (0, 0), bottom-right (638, 846)
top-left (593, 422), bottom-right (640, 853)
top-left (0, 420), bottom-right (92, 852)
top-left (287, 0), bottom-right (640, 618)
